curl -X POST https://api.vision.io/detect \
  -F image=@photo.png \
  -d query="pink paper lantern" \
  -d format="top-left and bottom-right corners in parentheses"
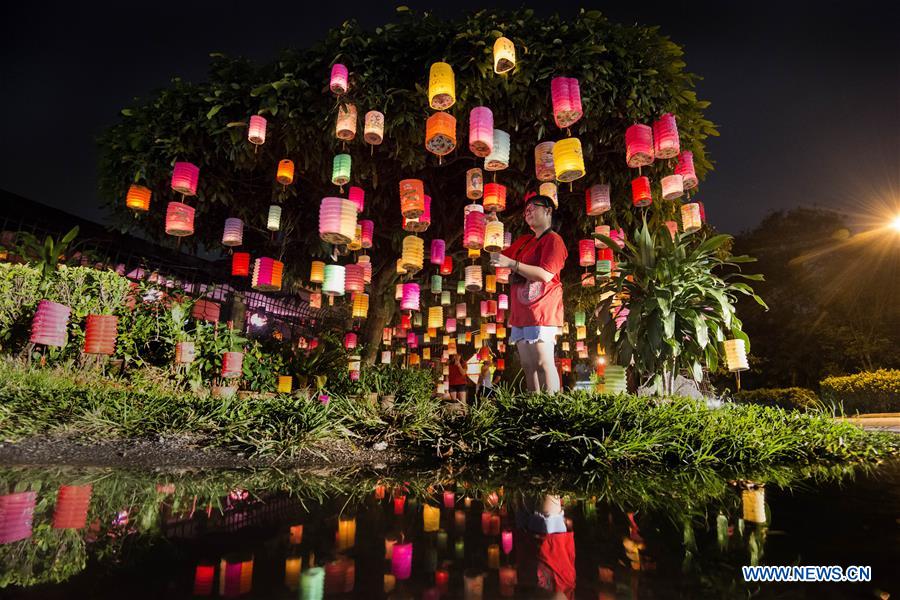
top-left (430, 239), bottom-right (446, 265)
top-left (392, 543), bottom-right (413, 580)
top-left (345, 264), bottom-right (365, 293)
top-left (30, 300), bottom-right (70, 347)
top-left (653, 113), bottom-right (680, 159)
top-left (579, 239), bottom-right (596, 266)
top-left (359, 220), bottom-right (374, 248)
top-left (661, 174), bottom-right (684, 200)
top-left (625, 124), bottom-right (654, 168)
top-left (248, 115), bottom-right (267, 145)
top-left (349, 186), bottom-right (365, 213)
top-left (0, 491), bottom-right (36, 543)
top-left (330, 63), bottom-right (349, 95)
top-left (252, 257), bottom-right (284, 291)
top-left (344, 332), bottom-right (357, 349)
top-left (501, 530), bottom-right (513, 554)
top-left (443, 491), bottom-right (455, 509)
top-left (464, 208), bottom-right (486, 249)
top-left (165, 201), bottom-right (195, 237)
top-left (400, 283), bottom-right (420, 312)
top-left (171, 161), bottom-right (199, 196)
top-left (586, 184), bottom-right (611, 216)
top-left (551, 77), bottom-right (583, 129)
top-left (445, 318), bottom-right (457, 333)
top-left (407, 332), bottom-right (418, 348)
top-left (675, 151), bottom-right (698, 189)
top-left (319, 197), bottom-right (357, 245)
top-left (498, 293), bottom-right (509, 310)
top-left (631, 176), bottom-right (652, 207)
top-left (469, 106), bottom-right (494, 157)
top-left (456, 303), bottom-right (467, 319)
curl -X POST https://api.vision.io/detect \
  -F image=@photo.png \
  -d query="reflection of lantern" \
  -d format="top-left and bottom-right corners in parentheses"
top-left (222, 352), bottom-right (243, 379)
top-left (301, 567), bottom-right (325, 599)
top-left (401, 235), bottom-right (424, 273)
top-left (351, 293), bottom-right (369, 318)
top-left (165, 202), bottom-right (195, 236)
top-left (322, 265), bottom-right (346, 297)
top-left (332, 154), bottom-right (351, 186)
top-left (277, 376), bottom-right (293, 394)
top-left (53, 484), bottom-right (92, 529)
top-left (631, 176), bottom-right (652, 207)
top-left (724, 339), bottom-right (749, 372)
top-left (534, 141), bottom-right (556, 181)
top-left (392, 542), bottom-right (413, 580)
top-left (276, 159), bottom-right (294, 185)
top-left (310, 261), bottom-right (325, 284)
top-left (30, 300), bottom-right (70, 347)
top-left (742, 487), bottom-right (766, 523)
top-left (330, 63), bottom-right (348, 95)
top-left (539, 182), bottom-right (558, 207)
top-left (319, 197), bottom-right (357, 244)
top-left (484, 220), bottom-right (504, 252)
top-left (284, 557), bottom-right (301, 591)
top-left (681, 202), bottom-right (702, 233)
top-left (423, 504), bottom-right (440, 532)
top-left (464, 206), bottom-right (486, 249)
top-left (222, 218), bottom-right (244, 246)
top-left (248, 115), bottom-right (267, 145)
top-left (359, 220), bottom-right (374, 248)
top-left (493, 36), bottom-right (516, 73)
top-left (625, 124), bottom-right (654, 168)
top-left (171, 161), bottom-right (199, 196)
top-left (464, 572), bottom-right (484, 600)
top-left (364, 110), bottom-right (384, 145)
top-left (586, 184), bottom-right (611, 216)
top-left (661, 174), bottom-right (684, 200)
top-left (126, 184), bottom-right (151, 211)
top-left (488, 544), bottom-right (500, 569)
top-left (485, 129), bottom-right (510, 171)
top-left (469, 107), bottom-right (494, 156)
top-left (193, 563), bottom-right (215, 596)
top-left (466, 168), bottom-right (484, 199)
top-left (579, 240), bottom-right (595, 266)
top-left (428, 62), bottom-right (455, 110)
top-left (335, 103), bottom-right (357, 140)
top-left (465, 265), bottom-right (483, 292)
top-left (399, 179), bottom-right (425, 218)
top-left (551, 77), bottom-right (583, 128)
top-left (175, 341), bottom-right (195, 363)
top-left (499, 566), bottom-right (517, 597)
top-left (553, 138), bottom-right (585, 182)
top-left (653, 113), bottom-right (680, 159)
top-left (252, 257), bottom-right (284, 291)
top-left (337, 517), bottom-right (356, 551)
top-left (428, 306), bottom-right (443, 330)
top-left (483, 183), bottom-right (506, 212)
top-left (267, 204), bottom-right (282, 231)
top-left (675, 150), bottom-right (698, 189)
top-left (0, 491), bottom-right (35, 543)
top-left (84, 314), bottom-right (117, 355)
top-left (440, 255), bottom-right (453, 275)
top-left (345, 264), bottom-right (365, 293)
top-left (425, 112), bottom-right (456, 156)
top-left (400, 283), bottom-right (420, 312)
top-left (602, 365), bottom-right (627, 394)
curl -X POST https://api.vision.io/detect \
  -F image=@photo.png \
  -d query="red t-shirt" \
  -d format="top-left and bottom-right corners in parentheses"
top-left (501, 230), bottom-right (568, 327)
top-left (448, 363), bottom-right (468, 386)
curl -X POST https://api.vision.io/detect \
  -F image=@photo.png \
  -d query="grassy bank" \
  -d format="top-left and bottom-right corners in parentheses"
top-left (0, 360), bottom-right (896, 469)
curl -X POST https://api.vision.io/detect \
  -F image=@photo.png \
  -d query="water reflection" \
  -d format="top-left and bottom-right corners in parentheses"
top-left (0, 461), bottom-right (896, 597)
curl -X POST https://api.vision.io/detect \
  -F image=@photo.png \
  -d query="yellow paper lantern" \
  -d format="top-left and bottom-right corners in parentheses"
top-left (428, 306), bottom-right (443, 330)
top-left (423, 504), bottom-right (440, 532)
top-left (401, 236), bottom-right (424, 273)
top-left (267, 204), bottom-right (282, 231)
top-left (484, 220), bottom-right (504, 253)
top-left (468, 247), bottom-right (481, 259)
top-left (278, 376), bottom-right (293, 393)
top-left (428, 62), bottom-right (455, 110)
top-left (681, 202), bottom-right (703, 234)
top-left (352, 293), bottom-right (369, 318)
top-left (553, 137), bottom-right (586, 182)
top-left (335, 103), bottom-right (357, 141)
top-left (493, 37), bottom-right (516, 74)
top-left (485, 274), bottom-right (497, 294)
top-left (348, 224), bottom-right (363, 251)
top-left (576, 325), bottom-right (586, 340)
top-left (310, 261), bottom-right (325, 284)
top-left (724, 339), bottom-right (749, 372)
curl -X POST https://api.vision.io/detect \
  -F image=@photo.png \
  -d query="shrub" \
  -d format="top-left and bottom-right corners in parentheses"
top-left (820, 370), bottom-right (900, 414)
top-left (733, 388), bottom-right (822, 411)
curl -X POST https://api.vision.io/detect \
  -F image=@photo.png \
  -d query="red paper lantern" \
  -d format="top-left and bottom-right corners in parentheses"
top-left (192, 299), bottom-right (221, 323)
top-left (84, 314), bottom-right (117, 355)
top-left (579, 240), bottom-right (596, 267)
top-left (171, 162), bottom-right (199, 196)
top-left (586, 184), bottom-right (611, 216)
top-left (464, 208), bottom-right (486, 249)
top-left (631, 176), bottom-right (652, 207)
top-left (483, 183), bottom-right (506, 212)
top-left (30, 300), bottom-right (70, 347)
top-left (440, 255), bottom-right (453, 276)
top-left (232, 252), bottom-right (250, 277)
top-left (345, 264), bottom-right (365, 293)
top-left (625, 124), bottom-right (654, 168)
top-left (675, 151), bottom-right (698, 189)
top-left (399, 179), bottom-right (425, 218)
top-left (222, 352), bottom-right (243, 378)
top-left (349, 186), bottom-right (365, 213)
top-left (193, 563), bottom-right (215, 596)
top-left (52, 484), bottom-right (92, 529)
top-left (344, 332), bottom-right (358, 349)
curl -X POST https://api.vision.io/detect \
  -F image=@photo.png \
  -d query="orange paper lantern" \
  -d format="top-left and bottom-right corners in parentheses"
top-left (125, 184), bottom-right (151, 211)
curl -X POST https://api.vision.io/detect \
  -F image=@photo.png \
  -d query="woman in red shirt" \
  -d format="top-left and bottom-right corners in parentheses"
top-left (490, 195), bottom-right (568, 393)
top-left (448, 354), bottom-right (468, 403)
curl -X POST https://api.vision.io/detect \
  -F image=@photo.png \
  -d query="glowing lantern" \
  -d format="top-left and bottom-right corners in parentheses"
top-left (427, 239), bottom-right (445, 266)
top-left (534, 141), bottom-right (556, 181)
top-left (485, 274), bottom-right (497, 294)
top-left (248, 115), bottom-right (267, 145)
top-left (400, 283), bottom-right (420, 311)
top-left (664, 220), bottom-right (678, 240)
top-left (278, 376), bottom-right (293, 393)
top-left (466, 168), bottom-right (484, 199)
top-left (364, 110), bottom-right (384, 145)
top-left (485, 129), bottom-right (510, 171)
top-left (407, 332), bottom-right (418, 348)
top-left (586, 184), bottom-right (611, 216)
top-left (165, 202), bottom-right (195, 236)
top-left (724, 339), bottom-right (749, 372)
top-left (484, 221), bottom-right (504, 253)
top-left (276, 159), bottom-right (294, 185)
top-left (596, 248), bottom-right (614, 274)
top-left (431, 275), bottom-right (443, 294)
top-left (675, 151), bottom-right (698, 189)
top-left (469, 107), bottom-right (494, 156)
top-left (631, 176), bottom-right (652, 207)
top-left (83, 314), bottom-right (116, 355)
top-left (301, 567), bottom-right (326, 599)
top-left (267, 205), bottom-right (282, 231)
top-left (319, 197), bottom-right (357, 244)
top-left (309, 292), bottom-right (322, 309)
top-left (661, 174), bottom-right (684, 200)
top-left (175, 341), bottom-right (195, 363)
top-left (399, 179), bottom-right (425, 218)
top-left (579, 240), bottom-right (596, 267)
top-left (330, 63), bottom-right (348, 95)
top-left (125, 184), bottom-right (151, 211)
top-left (495, 266), bottom-right (510, 284)
top-left (322, 265), bottom-right (346, 297)
top-left (30, 300), bottom-right (70, 347)
top-left (392, 542), bottom-right (413, 580)
top-left (332, 154), bottom-right (351, 186)
top-left (625, 124), bottom-right (654, 168)
top-left (345, 264), bottom-right (365, 293)
top-left (52, 484), bottom-right (92, 529)
top-left (428, 306), bottom-right (443, 330)
top-left (171, 161), bottom-right (199, 196)
top-left (401, 235), bottom-right (424, 273)
top-left (681, 202), bottom-right (702, 233)
top-left (396, 259), bottom-right (407, 275)
top-left (348, 225), bottom-right (363, 251)
top-left (222, 218), bottom-right (244, 246)
top-left (347, 186), bottom-right (365, 213)
top-left (425, 112), bottom-right (456, 156)
top-left (553, 137), bottom-right (585, 182)
top-left (602, 365), bottom-right (627, 394)
top-left (653, 113), bottom-right (680, 159)
top-left (403, 195), bottom-right (432, 232)
top-left (465, 265), bottom-right (483, 292)
top-left (539, 182), bottom-right (559, 207)
top-left (464, 206), bottom-right (486, 249)
top-left (551, 77), bottom-right (583, 128)
top-left (310, 261), bottom-right (325, 284)
top-left (381, 351), bottom-right (392, 364)
top-left (335, 103), bottom-right (357, 140)
top-left (497, 293), bottom-right (509, 311)
top-left (351, 293), bottom-right (369, 318)
top-left (344, 332), bottom-right (358, 349)
top-left (441, 291), bottom-right (451, 306)
top-left (193, 563), bottom-right (215, 596)
top-left (440, 255), bottom-right (453, 275)
top-left (252, 257), bottom-right (284, 291)
top-left (483, 183), bottom-right (506, 212)
top-left (359, 220), bottom-right (374, 248)
top-left (456, 303), bottom-right (467, 319)
top-left (428, 62), bottom-right (455, 110)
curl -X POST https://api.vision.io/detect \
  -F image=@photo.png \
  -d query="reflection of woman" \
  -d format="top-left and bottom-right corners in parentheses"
top-left (513, 493), bottom-right (576, 598)
top-left (448, 354), bottom-right (468, 403)
top-left (490, 195), bottom-right (568, 393)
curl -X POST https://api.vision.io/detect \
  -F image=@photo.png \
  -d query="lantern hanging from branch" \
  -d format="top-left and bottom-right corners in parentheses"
top-left (493, 36), bottom-right (516, 73)
top-left (345, 264), bottom-right (366, 293)
top-left (631, 176), bottom-right (652, 207)
top-left (276, 159), bottom-right (294, 185)
top-left (336, 103), bottom-right (357, 141)
top-left (252, 257), bottom-right (284, 291)
top-left (310, 261), bottom-right (325, 284)
top-left (332, 154), bottom-right (351, 186)
top-left (165, 202), bottom-right (195, 236)
top-left (661, 174), bottom-right (684, 200)
top-left (348, 186), bottom-right (365, 213)
top-left (579, 240), bottom-right (596, 267)
top-left (440, 255), bottom-right (453, 276)
top-left (428, 62), bottom-right (455, 110)
top-left (330, 63), bottom-right (349, 95)
top-left (498, 293), bottom-right (509, 310)
top-left (653, 113), bottom-right (680, 159)
top-left (586, 184), bottom-right (611, 216)
top-left (248, 115), bottom-right (267, 145)
top-left (553, 138), bottom-right (585, 182)
top-left (484, 130), bottom-right (510, 171)
top-left (401, 236), bottom-right (424, 272)
top-left (495, 266), bottom-right (510, 284)
top-left (171, 162), bottom-right (199, 196)
top-left (400, 283), bottom-right (420, 312)
top-left (430, 239), bottom-right (446, 265)
top-left (344, 332), bottom-right (358, 349)
top-left (322, 264), bottom-right (346, 297)
top-left (469, 107), bottom-right (494, 156)
top-left (534, 141), bottom-right (556, 181)
top-left (319, 197), bottom-right (357, 244)
top-left (364, 110), bottom-right (384, 145)
top-left (466, 168), bottom-right (484, 199)
top-left (431, 274), bottom-right (443, 294)
top-left (551, 77), bottom-right (583, 129)
top-left (625, 124), bottom-right (654, 168)
top-left (539, 182), bottom-right (559, 207)
top-left (232, 252), bottom-right (250, 276)
top-left (465, 265), bottom-right (483, 292)
top-left (267, 205), bottom-right (282, 231)
top-left (425, 112), bottom-right (456, 156)
top-left (483, 183), bottom-right (506, 212)
top-left (675, 151), bottom-right (698, 189)
top-left (359, 220), bottom-right (374, 249)
top-left (681, 202), bottom-right (703, 233)
top-left (428, 306), bottom-right (443, 330)
top-left (222, 218), bottom-right (243, 246)
top-left (484, 220), bottom-right (504, 253)
top-left (126, 184), bottom-right (151, 211)
top-left (347, 225), bottom-right (363, 251)
top-left (399, 179), bottom-right (425, 218)
top-left (485, 275), bottom-right (497, 294)
top-left (464, 206), bottom-right (486, 249)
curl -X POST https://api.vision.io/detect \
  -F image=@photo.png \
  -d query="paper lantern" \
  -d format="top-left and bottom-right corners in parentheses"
top-left (310, 261), bottom-right (325, 284)
top-left (359, 220), bottom-right (374, 249)
top-left (392, 542), bottom-right (413, 580)
top-left (165, 201), bottom-right (195, 236)
top-left (381, 350), bottom-right (392, 364)
top-left (485, 274), bottom-right (497, 294)
top-left (278, 376), bottom-right (293, 394)
top-left (267, 205), bottom-right (282, 231)
top-left (465, 265), bottom-right (482, 292)
top-left (403, 195), bottom-right (432, 233)
top-left (586, 184), bottom-right (611, 216)
top-left (425, 112), bottom-right (456, 156)
top-left (661, 174), bottom-right (684, 200)
top-left (309, 292), bottom-right (322, 309)
top-left (681, 202), bottom-right (703, 233)
top-left (495, 266), bottom-right (510, 284)
top-left (401, 235), bottom-right (424, 273)
top-left (494, 292), bottom-right (507, 311)
top-left (551, 77), bottom-right (583, 129)
top-left (396, 259), bottom-right (407, 275)
top-left (468, 106), bottom-right (494, 157)
top-left (344, 332), bottom-right (358, 349)
top-left (175, 341), bottom-right (195, 363)
top-left (248, 115), bottom-right (267, 145)
top-left (322, 265), bottom-right (346, 297)
top-left (52, 484), bottom-right (92, 529)
top-left (653, 113), bottom-right (680, 159)
top-left (631, 176), bottom-right (652, 207)
top-left (252, 257), bottom-right (284, 291)
top-left (406, 332), bottom-right (418, 348)
top-left (466, 168), bottom-right (484, 199)
top-left (330, 63), bottom-right (348, 95)
top-left (364, 110), bottom-right (384, 145)
top-left (319, 197), bottom-right (357, 244)
top-left (82, 314), bottom-right (116, 355)
top-left (625, 124), bottom-right (654, 168)
top-left (345, 263), bottom-right (365, 293)
top-left (539, 182), bottom-right (559, 207)
top-left (351, 292), bottom-right (369, 318)
top-left (125, 184), bottom-right (151, 211)
top-left (430, 274), bottom-right (443, 294)
top-left (332, 154), bottom-right (351, 186)
top-left (399, 179), bottom-right (425, 218)
top-left (400, 283), bottom-right (420, 311)
top-left (579, 239), bottom-right (596, 267)
top-left (483, 220), bottom-right (504, 253)
top-left (222, 218), bottom-right (243, 246)
top-left (602, 365), bottom-right (627, 394)
top-left (347, 186), bottom-right (365, 213)
top-left (440, 256), bottom-right (453, 276)
top-left (171, 161), bottom-right (199, 196)
top-left (301, 567), bottom-right (325, 600)
top-left (493, 36), bottom-right (516, 73)
top-left (424, 239), bottom-right (445, 267)
top-left (347, 225), bottom-right (363, 251)
top-left (441, 291), bottom-right (451, 306)
top-left (484, 129), bottom-right (510, 171)
top-left (276, 159), bottom-right (294, 185)
top-left (30, 300), bottom-right (70, 347)
top-left (456, 303), bottom-right (467, 319)
top-left (698, 201), bottom-right (707, 223)
top-left (534, 141), bottom-right (556, 182)
top-left (464, 206), bottom-right (486, 249)
top-left (428, 62), bottom-right (455, 110)
top-left (553, 137), bottom-right (585, 182)
top-left (724, 339), bottom-right (749, 372)
top-left (192, 299), bottom-right (220, 323)
top-left (335, 103), bottom-right (357, 140)
top-left (674, 152), bottom-right (698, 190)
top-left (596, 248), bottom-right (614, 275)
top-left (428, 306), bottom-right (443, 330)
top-left (664, 220), bottom-right (678, 240)
top-left (483, 183), bottom-right (506, 212)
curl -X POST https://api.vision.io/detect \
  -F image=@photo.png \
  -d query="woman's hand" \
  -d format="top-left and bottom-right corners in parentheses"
top-left (490, 253), bottom-right (515, 269)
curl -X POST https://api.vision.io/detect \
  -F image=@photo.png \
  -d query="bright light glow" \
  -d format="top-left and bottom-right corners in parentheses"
top-left (249, 313), bottom-right (268, 327)
top-left (890, 214), bottom-right (900, 233)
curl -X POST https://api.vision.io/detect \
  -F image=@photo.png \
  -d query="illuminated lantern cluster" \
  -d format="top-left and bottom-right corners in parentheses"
top-left (425, 112), bottom-right (456, 156)
top-left (267, 204), bottom-right (282, 231)
top-left (319, 197), bottom-right (358, 244)
top-left (30, 300), bottom-right (70, 347)
top-left (399, 179), bottom-right (425, 218)
top-left (165, 202), bottom-right (195, 236)
top-left (625, 124), bottom-right (654, 168)
top-left (332, 154), bottom-right (351, 186)
top-left (465, 265), bottom-right (483, 292)
top-left (653, 113), bottom-right (680, 159)
top-left (483, 183), bottom-right (506, 212)
top-left (484, 220), bottom-right (504, 253)
top-left (352, 292), bottom-right (369, 318)
top-left (586, 184), bottom-right (611, 216)
top-left (401, 235), bottom-right (424, 273)
top-left (0, 491), bottom-right (36, 543)
top-left (469, 107), bottom-right (494, 157)
top-left (484, 130), bottom-right (510, 171)
top-left (428, 62), bottom-right (455, 110)
top-left (493, 36), bottom-right (516, 73)
top-left (359, 220), bottom-right (374, 248)
top-left (322, 264), bottom-right (346, 297)
top-left (464, 205), bottom-right (486, 249)
top-left (551, 77), bottom-right (583, 129)
top-left (52, 484), bottom-right (92, 529)
top-left (336, 103), bottom-right (357, 141)
top-left (192, 299), bottom-right (221, 323)
top-left (126, 184), bottom-right (151, 211)
top-left (84, 315), bottom-right (117, 355)
top-left (344, 264), bottom-right (366, 293)
top-left (232, 252), bottom-right (250, 276)
top-left (661, 174), bottom-right (684, 200)
top-left (364, 110), bottom-right (384, 145)
top-left (553, 138), bottom-right (585, 182)
top-left (222, 351), bottom-right (243, 378)
top-left (631, 176), bottom-right (652, 207)
top-left (252, 257), bottom-right (284, 291)
top-left (248, 115), bottom-right (267, 145)
top-left (222, 218), bottom-right (243, 246)
top-left (534, 141), bottom-right (556, 181)
top-left (276, 159), bottom-right (294, 185)
top-left (430, 239), bottom-right (446, 266)
top-left (400, 283), bottom-right (420, 311)
top-left (681, 202), bottom-right (703, 233)
top-left (675, 151), bottom-right (698, 189)
top-left (724, 339), bottom-right (749, 372)
top-left (171, 162), bottom-right (199, 196)
top-left (330, 63), bottom-right (349, 95)
top-left (466, 168), bottom-right (484, 199)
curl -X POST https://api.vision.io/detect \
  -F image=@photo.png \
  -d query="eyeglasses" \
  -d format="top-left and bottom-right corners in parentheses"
top-left (524, 203), bottom-right (551, 214)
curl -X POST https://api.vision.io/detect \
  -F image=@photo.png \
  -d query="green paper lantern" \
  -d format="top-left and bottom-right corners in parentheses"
top-left (332, 153), bottom-right (351, 186)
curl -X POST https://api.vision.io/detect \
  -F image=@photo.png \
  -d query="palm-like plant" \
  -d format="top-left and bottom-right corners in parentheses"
top-left (595, 219), bottom-right (767, 395)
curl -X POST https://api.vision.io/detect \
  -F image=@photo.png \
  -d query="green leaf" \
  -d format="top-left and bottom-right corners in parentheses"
top-left (206, 105), bottom-right (223, 119)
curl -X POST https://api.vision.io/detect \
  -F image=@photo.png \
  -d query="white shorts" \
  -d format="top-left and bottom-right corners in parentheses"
top-left (510, 325), bottom-right (559, 344)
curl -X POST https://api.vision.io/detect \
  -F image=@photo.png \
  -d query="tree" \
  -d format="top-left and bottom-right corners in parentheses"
top-left (98, 8), bottom-right (718, 364)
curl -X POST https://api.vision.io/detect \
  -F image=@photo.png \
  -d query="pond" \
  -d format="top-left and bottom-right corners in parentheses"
top-left (1, 460), bottom-right (898, 599)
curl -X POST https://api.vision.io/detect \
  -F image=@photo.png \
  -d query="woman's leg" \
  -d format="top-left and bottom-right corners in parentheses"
top-left (535, 340), bottom-right (560, 393)
top-left (459, 388), bottom-right (467, 404)
top-left (516, 340), bottom-right (540, 392)
top-left (449, 389), bottom-right (458, 402)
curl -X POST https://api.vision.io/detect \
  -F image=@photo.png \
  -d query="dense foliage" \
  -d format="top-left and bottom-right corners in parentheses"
top-left (733, 387), bottom-right (822, 412)
top-left (820, 369), bottom-right (900, 414)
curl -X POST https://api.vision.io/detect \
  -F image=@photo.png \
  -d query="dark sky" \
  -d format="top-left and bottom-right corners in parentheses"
top-left (1, 1), bottom-right (897, 235)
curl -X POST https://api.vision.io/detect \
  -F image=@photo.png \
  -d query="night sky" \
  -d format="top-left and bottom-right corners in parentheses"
top-left (2, 1), bottom-right (897, 235)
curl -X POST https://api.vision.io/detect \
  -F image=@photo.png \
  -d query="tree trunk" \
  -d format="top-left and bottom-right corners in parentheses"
top-left (361, 263), bottom-right (397, 365)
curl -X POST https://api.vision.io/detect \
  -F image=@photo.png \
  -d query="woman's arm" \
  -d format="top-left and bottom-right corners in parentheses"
top-left (492, 253), bottom-right (554, 283)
